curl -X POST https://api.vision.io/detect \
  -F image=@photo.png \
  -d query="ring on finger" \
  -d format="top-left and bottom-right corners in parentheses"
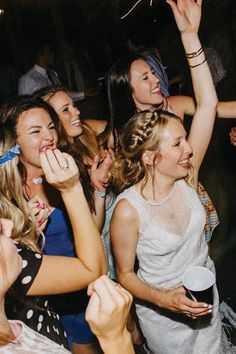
top-left (61, 165), bottom-right (69, 171)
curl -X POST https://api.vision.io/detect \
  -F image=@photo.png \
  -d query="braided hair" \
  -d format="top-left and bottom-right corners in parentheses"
top-left (109, 109), bottom-right (182, 195)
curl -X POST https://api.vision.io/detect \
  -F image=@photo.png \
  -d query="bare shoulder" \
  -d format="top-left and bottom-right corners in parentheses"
top-left (112, 198), bottom-right (139, 225)
top-left (168, 95), bottom-right (196, 119)
top-left (83, 119), bottom-right (107, 135)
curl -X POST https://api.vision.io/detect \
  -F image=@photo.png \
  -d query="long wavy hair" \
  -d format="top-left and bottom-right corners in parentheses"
top-left (0, 125), bottom-right (40, 251)
top-left (107, 53), bottom-right (146, 133)
top-left (109, 109), bottom-right (189, 197)
top-left (0, 95), bottom-right (96, 213)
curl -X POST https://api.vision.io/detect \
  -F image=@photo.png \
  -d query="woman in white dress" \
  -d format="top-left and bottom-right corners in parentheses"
top-left (110, 1), bottom-right (234, 353)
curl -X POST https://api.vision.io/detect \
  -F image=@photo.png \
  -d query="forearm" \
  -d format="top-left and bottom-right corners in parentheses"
top-left (98, 331), bottom-right (135, 354)
top-left (93, 192), bottom-right (106, 232)
top-left (61, 184), bottom-right (107, 275)
top-left (117, 271), bottom-right (162, 307)
top-left (181, 33), bottom-right (217, 109)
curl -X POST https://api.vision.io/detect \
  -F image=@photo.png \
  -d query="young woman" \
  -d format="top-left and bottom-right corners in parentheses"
top-left (0, 218), bottom-right (133, 353)
top-left (0, 104), bottom-right (107, 352)
top-left (36, 86), bottom-right (116, 281)
top-left (110, 1), bottom-right (233, 353)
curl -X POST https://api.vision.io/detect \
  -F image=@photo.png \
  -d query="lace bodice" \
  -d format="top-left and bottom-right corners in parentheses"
top-left (116, 179), bottom-right (209, 289)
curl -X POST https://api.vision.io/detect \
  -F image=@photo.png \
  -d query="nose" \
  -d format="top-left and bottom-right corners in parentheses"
top-left (185, 140), bottom-right (193, 155)
top-left (72, 105), bottom-right (80, 117)
top-left (43, 128), bottom-right (54, 141)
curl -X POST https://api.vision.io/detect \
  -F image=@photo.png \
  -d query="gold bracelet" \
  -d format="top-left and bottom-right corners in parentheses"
top-left (189, 57), bottom-right (207, 68)
top-left (186, 47), bottom-right (203, 59)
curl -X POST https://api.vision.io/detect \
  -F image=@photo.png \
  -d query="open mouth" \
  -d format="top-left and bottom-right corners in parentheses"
top-left (71, 118), bottom-right (81, 127)
top-left (39, 145), bottom-right (55, 153)
top-left (178, 158), bottom-right (190, 168)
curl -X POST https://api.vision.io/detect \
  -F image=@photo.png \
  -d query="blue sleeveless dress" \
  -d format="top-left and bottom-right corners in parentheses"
top-left (43, 206), bottom-right (96, 348)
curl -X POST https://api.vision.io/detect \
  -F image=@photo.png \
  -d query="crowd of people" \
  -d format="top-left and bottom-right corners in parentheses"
top-left (0, 0), bottom-right (236, 353)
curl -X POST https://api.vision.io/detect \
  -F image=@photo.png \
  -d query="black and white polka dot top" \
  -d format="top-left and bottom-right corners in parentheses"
top-left (5, 242), bottom-right (69, 350)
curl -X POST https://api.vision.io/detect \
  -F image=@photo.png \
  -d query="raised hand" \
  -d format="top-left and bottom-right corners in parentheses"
top-left (28, 194), bottom-right (50, 230)
top-left (166, 0), bottom-right (202, 34)
top-left (39, 148), bottom-right (80, 192)
top-left (89, 149), bottom-right (113, 192)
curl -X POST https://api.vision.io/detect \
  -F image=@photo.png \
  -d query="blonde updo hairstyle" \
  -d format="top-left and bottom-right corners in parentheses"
top-left (109, 109), bottom-right (183, 196)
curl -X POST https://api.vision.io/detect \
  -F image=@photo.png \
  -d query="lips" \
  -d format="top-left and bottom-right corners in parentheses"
top-left (38, 145), bottom-right (55, 153)
top-left (178, 158), bottom-right (190, 168)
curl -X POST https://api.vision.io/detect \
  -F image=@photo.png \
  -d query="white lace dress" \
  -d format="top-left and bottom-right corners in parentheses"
top-left (116, 179), bottom-right (231, 354)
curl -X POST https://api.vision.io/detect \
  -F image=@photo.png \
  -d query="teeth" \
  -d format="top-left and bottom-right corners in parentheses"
top-left (178, 159), bottom-right (189, 164)
top-left (71, 119), bottom-right (80, 126)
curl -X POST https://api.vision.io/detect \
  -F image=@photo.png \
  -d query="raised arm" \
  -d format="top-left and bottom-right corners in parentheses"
top-left (167, 0), bottom-right (218, 182)
top-left (27, 149), bottom-right (107, 296)
top-left (111, 199), bottom-right (211, 318)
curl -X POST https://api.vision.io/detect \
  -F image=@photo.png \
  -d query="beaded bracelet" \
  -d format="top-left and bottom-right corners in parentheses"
top-left (95, 190), bottom-right (106, 198)
top-left (189, 57), bottom-right (207, 68)
top-left (186, 47), bottom-right (204, 59)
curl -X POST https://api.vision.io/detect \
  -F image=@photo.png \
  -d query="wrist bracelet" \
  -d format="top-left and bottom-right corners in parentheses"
top-left (95, 190), bottom-right (106, 198)
top-left (186, 47), bottom-right (203, 59)
top-left (189, 57), bottom-right (207, 68)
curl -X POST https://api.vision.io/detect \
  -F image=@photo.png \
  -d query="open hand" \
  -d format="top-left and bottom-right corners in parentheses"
top-left (166, 0), bottom-right (202, 34)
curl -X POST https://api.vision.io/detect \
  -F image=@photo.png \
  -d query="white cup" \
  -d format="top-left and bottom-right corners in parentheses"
top-left (182, 266), bottom-right (215, 304)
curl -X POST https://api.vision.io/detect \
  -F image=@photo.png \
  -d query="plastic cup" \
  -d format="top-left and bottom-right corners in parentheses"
top-left (182, 266), bottom-right (215, 305)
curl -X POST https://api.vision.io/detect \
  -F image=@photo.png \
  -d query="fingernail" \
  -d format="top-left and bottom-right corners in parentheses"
top-left (208, 305), bottom-right (212, 309)
top-left (37, 219), bottom-right (43, 226)
top-left (39, 148), bottom-right (43, 153)
top-left (208, 309), bottom-right (212, 314)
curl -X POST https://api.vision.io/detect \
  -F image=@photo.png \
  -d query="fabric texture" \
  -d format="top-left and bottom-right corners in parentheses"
top-left (44, 206), bottom-right (96, 346)
top-left (0, 320), bottom-right (69, 353)
top-left (5, 243), bottom-right (69, 349)
top-left (101, 192), bottom-right (116, 280)
top-left (115, 179), bottom-right (232, 354)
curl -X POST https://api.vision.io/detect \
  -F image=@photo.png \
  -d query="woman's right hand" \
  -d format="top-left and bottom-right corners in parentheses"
top-left (39, 148), bottom-right (80, 192)
top-left (166, 0), bottom-right (202, 35)
top-left (155, 286), bottom-right (212, 319)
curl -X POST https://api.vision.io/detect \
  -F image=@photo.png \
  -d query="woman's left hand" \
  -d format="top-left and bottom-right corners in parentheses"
top-left (40, 148), bottom-right (80, 192)
top-left (89, 149), bottom-right (113, 192)
top-left (166, 0), bottom-right (202, 34)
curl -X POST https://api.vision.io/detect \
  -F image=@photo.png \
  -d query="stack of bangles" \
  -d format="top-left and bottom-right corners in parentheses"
top-left (186, 47), bottom-right (207, 68)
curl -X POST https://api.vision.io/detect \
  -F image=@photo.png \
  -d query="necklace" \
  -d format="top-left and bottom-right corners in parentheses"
top-left (32, 177), bottom-right (43, 185)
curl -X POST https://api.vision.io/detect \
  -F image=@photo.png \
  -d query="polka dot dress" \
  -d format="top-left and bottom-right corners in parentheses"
top-left (5, 243), bottom-right (69, 350)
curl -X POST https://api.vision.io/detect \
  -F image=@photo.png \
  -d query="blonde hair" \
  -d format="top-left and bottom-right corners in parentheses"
top-left (0, 128), bottom-right (40, 252)
top-left (109, 109), bottom-right (184, 195)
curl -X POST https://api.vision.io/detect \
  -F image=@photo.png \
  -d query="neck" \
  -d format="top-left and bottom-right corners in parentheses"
top-left (139, 175), bottom-right (175, 202)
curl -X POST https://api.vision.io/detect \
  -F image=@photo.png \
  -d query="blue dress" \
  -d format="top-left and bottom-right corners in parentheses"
top-left (43, 206), bottom-right (96, 348)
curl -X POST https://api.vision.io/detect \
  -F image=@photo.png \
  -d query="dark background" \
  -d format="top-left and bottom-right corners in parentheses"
top-left (0, 0), bottom-right (236, 342)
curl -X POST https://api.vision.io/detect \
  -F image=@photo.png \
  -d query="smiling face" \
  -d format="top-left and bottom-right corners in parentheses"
top-left (16, 107), bottom-right (58, 170)
top-left (0, 219), bottom-right (22, 296)
top-left (130, 59), bottom-right (164, 111)
top-left (155, 119), bottom-right (193, 181)
top-left (48, 91), bottom-right (82, 138)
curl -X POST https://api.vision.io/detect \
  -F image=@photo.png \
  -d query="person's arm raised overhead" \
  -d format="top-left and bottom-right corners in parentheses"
top-left (167, 0), bottom-right (218, 183)
top-left (27, 148), bottom-right (107, 296)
